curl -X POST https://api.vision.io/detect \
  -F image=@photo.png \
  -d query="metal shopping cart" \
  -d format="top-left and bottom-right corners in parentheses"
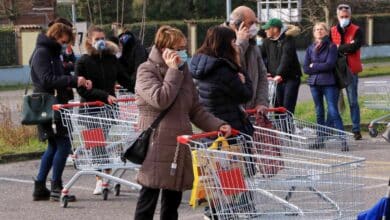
top-left (362, 81), bottom-right (390, 140)
top-left (268, 78), bottom-right (277, 108)
top-left (247, 107), bottom-right (355, 152)
top-left (179, 130), bottom-right (365, 219)
top-left (52, 101), bottom-right (142, 208)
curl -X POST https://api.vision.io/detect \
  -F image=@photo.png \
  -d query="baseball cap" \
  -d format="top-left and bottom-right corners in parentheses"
top-left (261, 18), bottom-right (283, 30)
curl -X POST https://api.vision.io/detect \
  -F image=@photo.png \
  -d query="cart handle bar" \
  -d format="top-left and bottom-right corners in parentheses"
top-left (246, 107), bottom-right (287, 115)
top-left (177, 129), bottom-right (240, 144)
top-left (52, 101), bottom-right (105, 111)
top-left (116, 97), bottom-right (136, 103)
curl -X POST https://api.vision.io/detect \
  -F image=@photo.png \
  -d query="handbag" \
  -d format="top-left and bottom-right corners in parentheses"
top-left (334, 52), bottom-right (353, 89)
top-left (121, 98), bottom-right (176, 165)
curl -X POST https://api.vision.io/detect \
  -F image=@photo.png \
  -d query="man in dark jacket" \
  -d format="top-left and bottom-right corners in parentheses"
top-left (261, 18), bottom-right (302, 113)
top-left (330, 4), bottom-right (363, 140)
top-left (118, 31), bottom-right (148, 93)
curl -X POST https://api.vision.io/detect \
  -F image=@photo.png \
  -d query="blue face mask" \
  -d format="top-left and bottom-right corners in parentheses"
top-left (177, 50), bottom-right (188, 67)
top-left (256, 37), bottom-right (263, 46)
top-left (93, 40), bottom-right (106, 51)
top-left (340, 18), bottom-right (350, 28)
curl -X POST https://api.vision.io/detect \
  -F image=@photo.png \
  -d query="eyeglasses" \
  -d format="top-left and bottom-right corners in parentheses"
top-left (338, 6), bottom-right (350, 10)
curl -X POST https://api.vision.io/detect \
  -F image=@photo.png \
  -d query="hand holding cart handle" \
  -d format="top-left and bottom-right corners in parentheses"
top-left (177, 129), bottom-right (240, 144)
top-left (246, 107), bottom-right (287, 115)
top-left (115, 98), bottom-right (136, 103)
top-left (52, 101), bottom-right (105, 111)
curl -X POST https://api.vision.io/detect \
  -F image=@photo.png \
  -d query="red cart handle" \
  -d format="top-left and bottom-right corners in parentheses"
top-left (245, 107), bottom-right (287, 115)
top-left (115, 84), bottom-right (123, 89)
top-left (52, 101), bottom-right (105, 111)
top-left (177, 129), bottom-right (240, 144)
top-left (115, 97), bottom-right (136, 103)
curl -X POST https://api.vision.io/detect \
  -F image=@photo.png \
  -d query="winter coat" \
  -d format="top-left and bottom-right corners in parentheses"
top-left (303, 36), bottom-right (338, 86)
top-left (135, 46), bottom-right (226, 191)
top-left (190, 53), bottom-right (253, 134)
top-left (75, 41), bottom-right (131, 103)
top-left (261, 25), bottom-right (302, 80)
top-left (236, 38), bottom-right (268, 109)
top-left (30, 33), bottom-right (78, 141)
top-left (118, 31), bottom-right (148, 93)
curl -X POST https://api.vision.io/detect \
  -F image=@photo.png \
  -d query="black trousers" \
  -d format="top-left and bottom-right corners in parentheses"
top-left (134, 186), bottom-right (183, 220)
top-left (276, 77), bottom-right (301, 114)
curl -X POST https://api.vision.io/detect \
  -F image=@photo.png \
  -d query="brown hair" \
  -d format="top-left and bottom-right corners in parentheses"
top-left (46, 23), bottom-right (74, 43)
top-left (197, 26), bottom-right (240, 66)
top-left (85, 26), bottom-right (105, 53)
top-left (154, 25), bottom-right (186, 50)
top-left (48, 17), bottom-right (73, 28)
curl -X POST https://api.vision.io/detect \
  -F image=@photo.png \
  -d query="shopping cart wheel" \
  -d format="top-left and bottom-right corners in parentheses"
top-left (369, 127), bottom-right (378, 137)
top-left (61, 196), bottom-right (69, 208)
top-left (114, 184), bottom-right (120, 196)
top-left (102, 188), bottom-right (109, 200)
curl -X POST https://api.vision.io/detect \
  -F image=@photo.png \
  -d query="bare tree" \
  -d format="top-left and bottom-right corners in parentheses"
top-left (0, 0), bottom-right (18, 24)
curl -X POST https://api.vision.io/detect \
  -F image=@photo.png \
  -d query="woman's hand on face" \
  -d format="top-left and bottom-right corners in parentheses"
top-left (162, 49), bottom-right (179, 69)
top-left (238, 72), bottom-right (246, 84)
top-left (77, 76), bottom-right (87, 88)
top-left (107, 95), bottom-right (117, 105)
top-left (219, 124), bottom-right (232, 137)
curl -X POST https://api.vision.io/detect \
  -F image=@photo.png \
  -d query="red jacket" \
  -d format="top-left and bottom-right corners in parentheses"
top-left (331, 24), bottom-right (363, 74)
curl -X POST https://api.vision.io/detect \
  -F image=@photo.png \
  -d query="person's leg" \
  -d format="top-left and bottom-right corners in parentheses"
top-left (282, 78), bottom-right (301, 114)
top-left (275, 81), bottom-right (286, 108)
top-left (310, 86), bottom-right (325, 126)
top-left (160, 189), bottom-right (183, 220)
top-left (134, 187), bottom-right (160, 220)
top-left (346, 74), bottom-right (361, 136)
top-left (324, 86), bottom-right (344, 131)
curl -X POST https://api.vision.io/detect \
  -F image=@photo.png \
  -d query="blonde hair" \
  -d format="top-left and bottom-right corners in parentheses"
top-left (313, 22), bottom-right (329, 34)
top-left (154, 25), bottom-right (186, 50)
top-left (46, 23), bottom-right (74, 43)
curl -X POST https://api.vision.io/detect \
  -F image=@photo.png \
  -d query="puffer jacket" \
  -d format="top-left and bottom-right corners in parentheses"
top-left (190, 54), bottom-right (253, 133)
top-left (75, 41), bottom-right (131, 103)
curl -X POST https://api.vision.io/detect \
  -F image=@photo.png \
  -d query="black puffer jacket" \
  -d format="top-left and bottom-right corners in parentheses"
top-left (75, 41), bottom-right (131, 103)
top-left (190, 54), bottom-right (253, 133)
top-left (30, 33), bottom-right (78, 140)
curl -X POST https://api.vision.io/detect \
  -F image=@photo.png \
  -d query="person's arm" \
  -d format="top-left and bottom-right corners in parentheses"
top-left (221, 69), bottom-right (253, 104)
top-left (75, 56), bottom-right (109, 101)
top-left (116, 59), bottom-right (133, 92)
top-left (255, 51), bottom-right (269, 107)
top-left (275, 38), bottom-right (295, 78)
top-left (135, 64), bottom-right (184, 110)
top-left (303, 47), bottom-right (314, 74)
top-left (311, 45), bottom-right (338, 72)
top-left (32, 48), bottom-right (77, 90)
top-left (338, 28), bottom-right (363, 54)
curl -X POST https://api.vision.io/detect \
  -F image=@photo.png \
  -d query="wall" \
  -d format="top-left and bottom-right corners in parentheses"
top-left (21, 31), bottom-right (39, 65)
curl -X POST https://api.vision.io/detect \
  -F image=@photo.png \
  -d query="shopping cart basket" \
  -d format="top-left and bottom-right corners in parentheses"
top-left (362, 81), bottom-right (390, 139)
top-left (52, 101), bottom-right (141, 208)
top-left (179, 130), bottom-right (365, 219)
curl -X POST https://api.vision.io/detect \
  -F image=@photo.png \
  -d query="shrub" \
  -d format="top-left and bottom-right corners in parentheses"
top-left (0, 26), bottom-right (18, 66)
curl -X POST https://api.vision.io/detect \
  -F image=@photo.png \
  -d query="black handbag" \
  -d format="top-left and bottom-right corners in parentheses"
top-left (334, 52), bottom-right (353, 89)
top-left (21, 92), bottom-right (57, 125)
top-left (121, 99), bottom-right (176, 164)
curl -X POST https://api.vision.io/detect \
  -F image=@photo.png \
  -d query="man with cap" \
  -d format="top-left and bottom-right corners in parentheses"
top-left (330, 4), bottom-right (363, 140)
top-left (229, 6), bottom-right (269, 114)
top-left (261, 18), bottom-right (302, 113)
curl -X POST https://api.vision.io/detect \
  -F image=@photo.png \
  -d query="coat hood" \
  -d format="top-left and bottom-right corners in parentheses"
top-left (285, 24), bottom-right (301, 37)
top-left (36, 33), bottom-right (62, 56)
top-left (190, 54), bottom-right (237, 80)
top-left (86, 40), bottom-right (120, 56)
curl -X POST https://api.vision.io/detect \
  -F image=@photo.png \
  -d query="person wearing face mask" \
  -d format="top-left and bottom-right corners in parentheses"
top-left (261, 18), bottom-right (302, 114)
top-left (75, 26), bottom-right (132, 195)
top-left (229, 6), bottom-right (269, 115)
top-left (134, 25), bottom-right (232, 220)
top-left (31, 23), bottom-right (92, 202)
top-left (330, 4), bottom-right (363, 140)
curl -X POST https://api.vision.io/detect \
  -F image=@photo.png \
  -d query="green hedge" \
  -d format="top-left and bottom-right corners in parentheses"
top-left (0, 27), bottom-right (17, 66)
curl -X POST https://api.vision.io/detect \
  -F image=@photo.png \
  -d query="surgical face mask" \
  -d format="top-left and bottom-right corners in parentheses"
top-left (256, 37), bottom-right (263, 46)
top-left (177, 50), bottom-right (188, 68)
top-left (339, 18), bottom-right (350, 28)
top-left (93, 39), bottom-right (106, 51)
top-left (115, 52), bottom-right (122, 58)
top-left (62, 44), bottom-right (68, 50)
top-left (249, 24), bottom-right (259, 38)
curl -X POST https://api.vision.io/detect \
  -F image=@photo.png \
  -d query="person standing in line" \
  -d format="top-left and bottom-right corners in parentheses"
top-left (330, 4), bottom-right (364, 140)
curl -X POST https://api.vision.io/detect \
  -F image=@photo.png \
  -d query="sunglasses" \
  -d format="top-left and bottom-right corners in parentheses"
top-left (338, 6), bottom-right (350, 10)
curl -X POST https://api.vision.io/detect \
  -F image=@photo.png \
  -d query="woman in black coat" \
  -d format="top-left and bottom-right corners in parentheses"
top-left (31, 23), bottom-right (91, 201)
top-left (190, 26), bottom-right (253, 135)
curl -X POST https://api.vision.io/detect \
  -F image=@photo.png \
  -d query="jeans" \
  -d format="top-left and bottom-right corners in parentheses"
top-left (36, 136), bottom-right (71, 183)
top-left (345, 74), bottom-right (361, 132)
top-left (310, 85), bottom-right (344, 131)
top-left (276, 78), bottom-right (301, 113)
top-left (134, 187), bottom-right (182, 220)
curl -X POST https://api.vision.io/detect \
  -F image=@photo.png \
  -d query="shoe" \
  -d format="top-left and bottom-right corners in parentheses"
top-left (51, 180), bottom-right (76, 202)
top-left (93, 179), bottom-right (103, 195)
top-left (353, 132), bottom-right (362, 140)
top-left (32, 179), bottom-right (50, 201)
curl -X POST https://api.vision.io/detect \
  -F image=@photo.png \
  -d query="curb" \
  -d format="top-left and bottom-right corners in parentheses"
top-left (0, 151), bottom-right (44, 164)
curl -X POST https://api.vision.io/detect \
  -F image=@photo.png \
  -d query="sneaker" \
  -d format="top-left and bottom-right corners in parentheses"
top-left (353, 132), bottom-right (362, 140)
top-left (93, 180), bottom-right (103, 195)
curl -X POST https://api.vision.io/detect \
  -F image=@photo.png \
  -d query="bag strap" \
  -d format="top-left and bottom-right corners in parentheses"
top-left (25, 49), bottom-right (38, 95)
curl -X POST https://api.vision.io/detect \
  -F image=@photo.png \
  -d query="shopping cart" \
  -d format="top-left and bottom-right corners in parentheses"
top-left (247, 107), bottom-right (355, 152)
top-left (179, 130), bottom-right (365, 219)
top-left (115, 84), bottom-right (134, 99)
top-left (362, 81), bottom-right (390, 139)
top-left (268, 78), bottom-right (277, 108)
top-left (52, 101), bottom-right (142, 208)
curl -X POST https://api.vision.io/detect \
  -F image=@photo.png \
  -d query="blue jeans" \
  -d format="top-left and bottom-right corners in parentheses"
top-left (310, 85), bottom-right (344, 131)
top-left (276, 78), bottom-right (301, 114)
top-left (36, 136), bottom-right (71, 183)
top-left (345, 74), bottom-right (361, 132)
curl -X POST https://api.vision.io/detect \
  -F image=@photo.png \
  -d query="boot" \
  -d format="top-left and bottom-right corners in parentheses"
top-left (50, 180), bottom-right (76, 202)
top-left (32, 180), bottom-right (50, 201)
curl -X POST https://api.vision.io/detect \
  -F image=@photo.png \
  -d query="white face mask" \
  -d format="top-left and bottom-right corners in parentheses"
top-left (115, 52), bottom-right (122, 58)
top-left (339, 18), bottom-right (350, 28)
top-left (249, 24), bottom-right (259, 38)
